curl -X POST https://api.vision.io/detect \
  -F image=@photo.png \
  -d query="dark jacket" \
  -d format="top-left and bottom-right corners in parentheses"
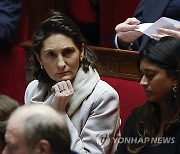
top-left (0, 0), bottom-right (21, 46)
top-left (131, 0), bottom-right (180, 51)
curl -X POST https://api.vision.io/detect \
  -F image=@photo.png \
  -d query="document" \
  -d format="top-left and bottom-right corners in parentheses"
top-left (135, 17), bottom-right (180, 39)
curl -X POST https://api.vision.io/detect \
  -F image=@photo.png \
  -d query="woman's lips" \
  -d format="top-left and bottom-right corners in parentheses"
top-left (56, 72), bottom-right (70, 77)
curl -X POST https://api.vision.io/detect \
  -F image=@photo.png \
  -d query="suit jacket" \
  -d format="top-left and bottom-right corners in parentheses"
top-left (133, 0), bottom-right (172, 51)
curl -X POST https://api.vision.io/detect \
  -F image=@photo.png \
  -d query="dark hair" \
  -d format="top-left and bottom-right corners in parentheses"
top-left (31, 11), bottom-right (97, 84)
top-left (23, 114), bottom-right (71, 154)
top-left (128, 37), bottom-right (180, 153)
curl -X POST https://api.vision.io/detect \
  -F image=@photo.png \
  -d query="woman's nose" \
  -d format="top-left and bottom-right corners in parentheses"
top-left (140, 75), bottom-right (148, 86)
top-left (57, 56), bottom-right (66, 70)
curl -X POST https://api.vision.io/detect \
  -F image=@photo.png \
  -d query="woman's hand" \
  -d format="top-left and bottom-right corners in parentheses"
top-left (115, 17), bottom-right (143, 48)
top-left (51, 80), bottom-right (74, 114)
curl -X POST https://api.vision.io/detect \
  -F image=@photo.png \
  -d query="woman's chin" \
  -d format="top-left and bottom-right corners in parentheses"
top-left (146, 97), bottom-right (156, 102)
top-left (55, 76), bottom-right (72, 82)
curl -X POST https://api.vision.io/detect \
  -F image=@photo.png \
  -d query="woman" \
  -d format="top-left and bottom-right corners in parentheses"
top-left (115, 37), bottom-right (180, 154)
top-left (25, 11), bottom-right (120, 153)
top-left (0, 95), bottom-right (19, 152)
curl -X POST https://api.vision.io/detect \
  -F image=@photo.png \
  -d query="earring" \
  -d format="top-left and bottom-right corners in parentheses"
top-left (80, 56), bottom-right (83, 61)
top-left (40, 65), bottom-right (44, 70)
top-left (80, 47), bottom-right (84, 62)
top-left (173, 85), bottom-right (177, 97)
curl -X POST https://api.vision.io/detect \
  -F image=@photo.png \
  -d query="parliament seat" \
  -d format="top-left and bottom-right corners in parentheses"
top-left (0, 0), bottom-right (28, 104)
top-left (89, 46), bottom-right (146, 131)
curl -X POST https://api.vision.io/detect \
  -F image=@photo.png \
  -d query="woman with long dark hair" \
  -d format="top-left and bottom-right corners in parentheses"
top-left (116, 37), bottom-right (180, 154)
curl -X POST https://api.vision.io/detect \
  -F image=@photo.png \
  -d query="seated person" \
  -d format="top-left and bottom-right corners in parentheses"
top-left (0, 95), bottom-right (19, 152)
top-left (115, 0), bottom-right (180, 51)
top-left (115, 37), bottom-right (180, 153)
top-left (2, 104), bottom-right (74, 154)
top-left (24, 11), bottom-right (120, 153)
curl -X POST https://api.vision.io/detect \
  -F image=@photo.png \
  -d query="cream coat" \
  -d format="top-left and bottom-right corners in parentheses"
top-left (25, 67), bottom-right (120, 154)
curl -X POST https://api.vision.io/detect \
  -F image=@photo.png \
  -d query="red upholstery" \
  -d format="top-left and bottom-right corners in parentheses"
top-left (101, 76), bottom-right (146, 132)
top-left (0, 0), bottom-right (28, 104)
top-left (0, 46), bottom-right (26, 104)
top-left (69, 0), bottom-right (97, 24)
top-left (99, 0), bottom-right (141, 47)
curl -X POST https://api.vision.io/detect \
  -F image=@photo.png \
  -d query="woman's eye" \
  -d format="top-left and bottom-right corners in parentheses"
top-left (47, 51), bottom-right (56, 57)
top-left (63, 49), bottom-right (74, 57)
top-left (146, 73), bottom-right (154, 79)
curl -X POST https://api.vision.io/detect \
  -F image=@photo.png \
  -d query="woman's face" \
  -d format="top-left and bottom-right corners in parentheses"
top-left (37, 34), bottom-right (83, 82)
top-left (140, 58), bottom-right (176, 103)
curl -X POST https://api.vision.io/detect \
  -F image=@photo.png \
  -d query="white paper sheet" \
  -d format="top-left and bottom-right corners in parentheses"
top-left (135, 17), bottom-right (180, 39)
top-left (135, 23), bottom-right (153, 32)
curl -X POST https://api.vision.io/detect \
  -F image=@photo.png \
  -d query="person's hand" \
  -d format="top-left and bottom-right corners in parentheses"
top-left (151, 25), bottom-right (180, 39)
top-left (115, 17), bottom-right (143, 48)
top-left (51, 80), bottom-right (74, 114)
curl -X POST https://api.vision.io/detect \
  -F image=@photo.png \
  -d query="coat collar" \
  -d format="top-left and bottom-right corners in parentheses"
top-left (67, 66), bottom-right (100, 117)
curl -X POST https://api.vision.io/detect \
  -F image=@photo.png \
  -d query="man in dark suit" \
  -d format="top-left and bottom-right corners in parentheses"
top-left (115, 0), bottom-right (180, 52)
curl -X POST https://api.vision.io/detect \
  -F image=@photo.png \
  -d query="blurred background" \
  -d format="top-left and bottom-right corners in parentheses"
top-left (26, 0), bottom-right (140, 47)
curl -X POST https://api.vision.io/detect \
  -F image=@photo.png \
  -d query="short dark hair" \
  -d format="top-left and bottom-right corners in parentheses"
top-left (31, 11), bottom-right (97, 85)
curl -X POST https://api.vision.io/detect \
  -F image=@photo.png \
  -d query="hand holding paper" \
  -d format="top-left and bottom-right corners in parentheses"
top-left (135, 17), bottom-right (180, 40)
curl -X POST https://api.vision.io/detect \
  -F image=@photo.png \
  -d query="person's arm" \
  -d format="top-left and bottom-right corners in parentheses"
top-left (0, 0), bottom-right (22, 46)
top-left (114, 0), bottom-right (145, 51)
top-left (64, 89), bottom-right (120, 153)
top-left (115, 18), bottom-right (142, 50)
